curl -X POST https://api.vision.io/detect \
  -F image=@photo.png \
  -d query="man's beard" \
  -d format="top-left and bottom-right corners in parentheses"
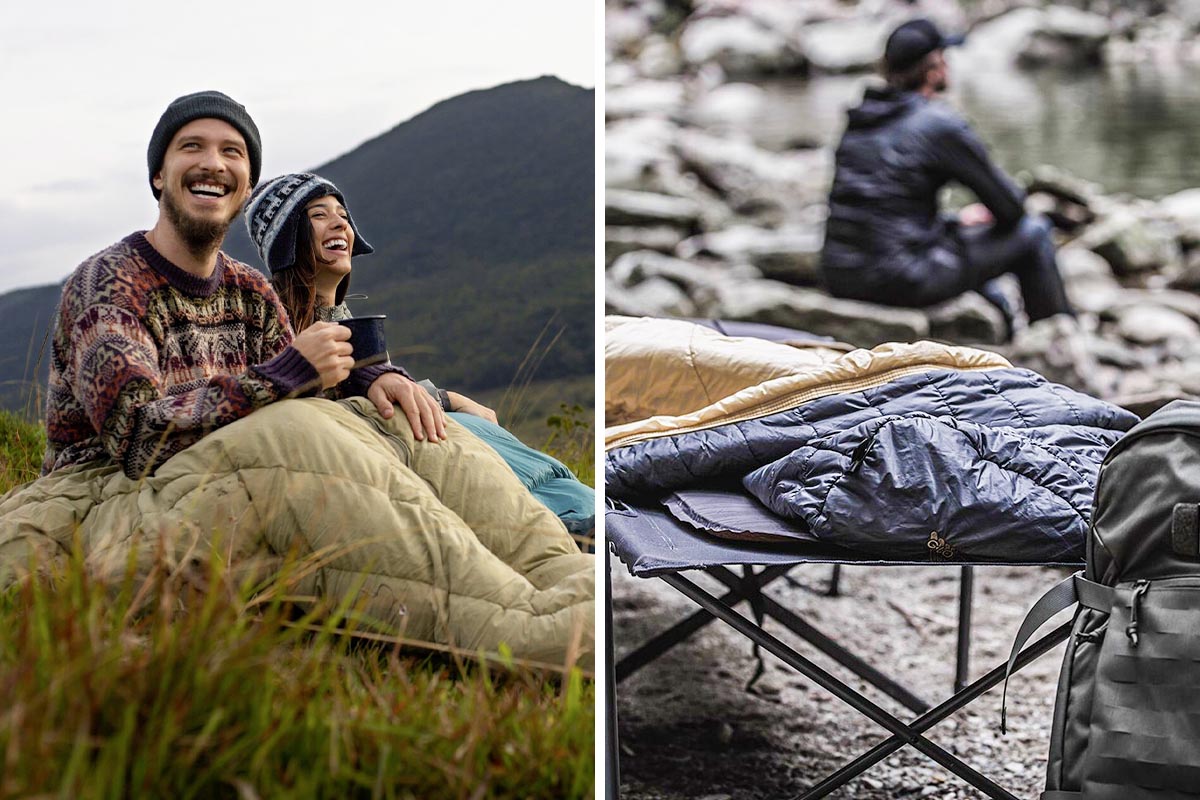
top-left (161, 184), bottom-right (239, 259)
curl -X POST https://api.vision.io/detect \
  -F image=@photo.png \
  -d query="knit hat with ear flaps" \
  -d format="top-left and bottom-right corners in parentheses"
top-left (243, 173), bottom-right (375, 275)
top-left (147, 90), bottom-right (262, 200)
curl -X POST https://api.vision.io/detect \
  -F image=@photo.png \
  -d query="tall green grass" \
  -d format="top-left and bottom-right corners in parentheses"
top-left (0, 412), bottom-right (595, 799)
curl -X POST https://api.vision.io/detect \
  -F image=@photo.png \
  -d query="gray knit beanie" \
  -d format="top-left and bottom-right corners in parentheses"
top-left (243, 173), bottom-right (374, 274)
top-left (147, 90), bottom-right (262, 199)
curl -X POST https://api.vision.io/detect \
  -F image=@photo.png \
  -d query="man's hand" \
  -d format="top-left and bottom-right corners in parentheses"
top-left (447, 391), bottom-right (498, 425)
top-left (368, 372), bottom-right (447, 442)
top-left (292, 322), bottom-right (354, 389)
top-left (959, 203), bottom-right (994, 227)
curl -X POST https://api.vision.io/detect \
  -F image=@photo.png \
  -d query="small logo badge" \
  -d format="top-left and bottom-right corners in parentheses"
top-left (927, 530), bottom-right (955, 559)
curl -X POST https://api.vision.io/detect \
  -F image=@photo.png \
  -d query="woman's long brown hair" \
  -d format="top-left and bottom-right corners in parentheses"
top-left (271, 205), bottom-right (341, 331)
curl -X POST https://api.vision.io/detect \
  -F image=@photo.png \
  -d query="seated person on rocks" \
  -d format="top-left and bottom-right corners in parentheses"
top-left (244, 171), bottom-right (595, 538)
top-left (819, 18), bottom-right (1095, 387)
top-left (0, 91), bottom-right (593, 668)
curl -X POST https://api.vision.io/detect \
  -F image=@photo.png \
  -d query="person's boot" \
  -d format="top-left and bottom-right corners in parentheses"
top-left (979, 280), bottom-right (1020, 344)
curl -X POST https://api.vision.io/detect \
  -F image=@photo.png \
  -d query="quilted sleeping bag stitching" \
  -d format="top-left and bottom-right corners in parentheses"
top-left (0, 396), bottom-right (594, 667)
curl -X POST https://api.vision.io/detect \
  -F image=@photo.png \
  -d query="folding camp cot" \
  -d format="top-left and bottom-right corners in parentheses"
top-left (604, 500), bottom-right (1079, 800)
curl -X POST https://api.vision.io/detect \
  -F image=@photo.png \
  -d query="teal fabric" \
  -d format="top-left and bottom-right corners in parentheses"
top-left (450, 412), bottom-right (594, 536)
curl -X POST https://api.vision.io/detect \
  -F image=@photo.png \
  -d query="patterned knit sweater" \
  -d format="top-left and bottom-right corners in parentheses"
top-left (44, 232), bottom-right (320, 479)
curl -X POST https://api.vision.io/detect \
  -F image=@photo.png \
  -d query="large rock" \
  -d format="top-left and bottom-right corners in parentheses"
top-left (800, 18), bottom-right (890, 74)
top-left (605, 275), bottom-right (698, 318)
top-left (1004, 316), bottom-right (1110, 395)
top-left (1067, 278), bottom-right (1124, 316)
top-left (678, 15), bottom-right (805, 76)
top-left (958, 8), bottom-right (1044, 70)
top-left (606, 81), bottom-right (687, 119)
top-left (643, 167), bottom-right (741, 232)
top-left (1081, 207), bottom-right (1181, 276)
top-left (1057, 246), bottom-right (1115, 283)
top-left (637, 36), bottom-right (684, 79)
top-left (1022, 164), bottom-right (1104, 206)
top-left (1170, 247), bottom-right (1200, 291)
top-left (674, 128), bottom-right (833, 218)
top-left (605, 116), bottom-right (680, 191)
top-left (1153, 360), bottom-right (1200, 397)
top-left (1089, 335), bottom-right (1150, 370)
top-left (606, 189), bottom-right (703, 230)
top-left (606, 6), bottom-right (653, 57)
top-left (709, 280), bottom-right (929, 346)
top-left (1114, 288), bottom-right (1200, 324)
top-left (1113, 387), bottom-right (1195, 418)
top-left (606, 227), bottom-right (687, 265)
top-left (1160, 187), bottom-right (1200, 245)
top-left (1114, 304), bottom-right (1200, 345)
top-left (926, 292), bottom-right (1008, 345)
top-left (961, 6), bottom-right (1108, 70)
top-left (1018, 6), bottom-right (1110, 68)
top-left (689, 82), bottom-right (768, 124)
top-left (676, 224), bottom-right (824, 285)
top-left (733, 0), bottom-right (842, 39)
top-left (608, 250), bottom-right (729, 295)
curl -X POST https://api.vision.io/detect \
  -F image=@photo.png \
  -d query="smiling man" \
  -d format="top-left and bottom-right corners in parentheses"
top-left (44, 90), bottom-right (444, 479)
top-left (10, 90), bottom-right (594, 668)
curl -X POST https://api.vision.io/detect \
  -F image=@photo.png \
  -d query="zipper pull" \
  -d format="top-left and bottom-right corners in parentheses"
top-left (1126, 580), bottom-right (1150, 648)
top-left (848, 437), bottom-right (872, 472)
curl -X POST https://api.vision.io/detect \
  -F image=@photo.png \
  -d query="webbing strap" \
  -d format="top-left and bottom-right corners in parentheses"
top-left (999, 572), bottom-right (1113, 733)
top-left (1073, 573), bottom-right (1114, 613)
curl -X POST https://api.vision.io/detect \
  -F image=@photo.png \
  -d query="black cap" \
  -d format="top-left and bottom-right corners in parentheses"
top-left (883, 18), bottom-right (965, 73)
top-left (147, 90), bottom-right (262, 200)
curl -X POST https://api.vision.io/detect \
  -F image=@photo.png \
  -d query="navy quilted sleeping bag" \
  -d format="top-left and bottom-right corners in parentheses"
top-left (606, 368), bottom-right (1136, 562)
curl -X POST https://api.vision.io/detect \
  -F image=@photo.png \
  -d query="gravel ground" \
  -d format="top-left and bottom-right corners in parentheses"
top-left (609, 561), bottom-right (1076, 799)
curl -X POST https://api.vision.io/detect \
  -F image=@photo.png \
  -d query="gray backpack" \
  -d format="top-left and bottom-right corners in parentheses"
top-left (1004, 400), bottom-right (1200, 799)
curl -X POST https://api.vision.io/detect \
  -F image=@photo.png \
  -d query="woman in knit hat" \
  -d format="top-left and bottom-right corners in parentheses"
top-left (243, 172), bottom-right (491, 416)
top-left (244, 172), bottom-right (595, 539)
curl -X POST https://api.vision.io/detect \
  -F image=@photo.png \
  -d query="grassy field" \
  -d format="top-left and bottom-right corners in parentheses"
top-left (0, 411), bottom-right (595, 799)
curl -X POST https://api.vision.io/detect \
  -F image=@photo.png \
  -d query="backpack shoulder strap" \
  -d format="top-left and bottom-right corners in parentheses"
top-left (1000, 572), bottom-right (1113, 733)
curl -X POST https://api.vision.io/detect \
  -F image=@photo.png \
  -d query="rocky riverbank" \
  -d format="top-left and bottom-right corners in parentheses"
top-left (606, 0), bottom-right (1200, 414)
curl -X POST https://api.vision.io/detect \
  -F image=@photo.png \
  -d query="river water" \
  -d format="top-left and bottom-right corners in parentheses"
top-left (709, 59), bottom-right (1200, 200)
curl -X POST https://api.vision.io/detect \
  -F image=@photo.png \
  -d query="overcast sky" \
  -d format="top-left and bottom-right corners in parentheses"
top-left (3, 1), bottom-right (594, 294)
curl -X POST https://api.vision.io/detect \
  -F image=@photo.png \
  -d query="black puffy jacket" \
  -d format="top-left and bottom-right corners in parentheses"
top-left (820, 87), bottom-right (1025, 300)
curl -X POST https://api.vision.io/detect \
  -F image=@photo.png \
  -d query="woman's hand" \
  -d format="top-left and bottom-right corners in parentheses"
top-left (447, 391), bottom-right (498, 425)
top-left (367, 373), bottom-right (447, 442)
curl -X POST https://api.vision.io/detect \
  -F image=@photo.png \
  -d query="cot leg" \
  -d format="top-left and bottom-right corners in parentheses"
top-left (798, 621), bottom-right (1072, 799)
top-left (664, 573), bottom-right (1021, 800)
top-left (827, 564), bottom-right (842, 597)
top-left (955, 566), bottom-right (974, 693)
top-left (616, 565), bottom-right (794, 682)
top-left (606, 546), bottom-right (621, 800)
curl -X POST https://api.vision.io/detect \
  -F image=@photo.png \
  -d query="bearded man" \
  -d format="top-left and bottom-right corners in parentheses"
top-left (44, 91), bottom-right (446, 479)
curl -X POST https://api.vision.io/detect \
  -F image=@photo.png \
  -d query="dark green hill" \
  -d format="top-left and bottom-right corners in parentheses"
top-left (0, 283), bottom-right (61, 416)
top-left (224, 75), bottom-right (594, 392)
top-left (1, 76), bottom-right (594, 419)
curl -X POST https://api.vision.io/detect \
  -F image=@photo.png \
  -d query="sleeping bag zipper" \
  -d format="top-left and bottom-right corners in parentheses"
top-left (346, 401), bottom-right (412, 463)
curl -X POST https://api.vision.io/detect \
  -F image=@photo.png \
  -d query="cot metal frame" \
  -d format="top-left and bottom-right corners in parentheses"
top-left (605, 549), bottom-right (1069, 799)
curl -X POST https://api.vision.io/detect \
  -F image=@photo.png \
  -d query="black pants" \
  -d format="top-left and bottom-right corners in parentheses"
top-left (958, 215), bottom-right (1073, 324)
top-left (824, 215), bottom-right (1074, 325)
